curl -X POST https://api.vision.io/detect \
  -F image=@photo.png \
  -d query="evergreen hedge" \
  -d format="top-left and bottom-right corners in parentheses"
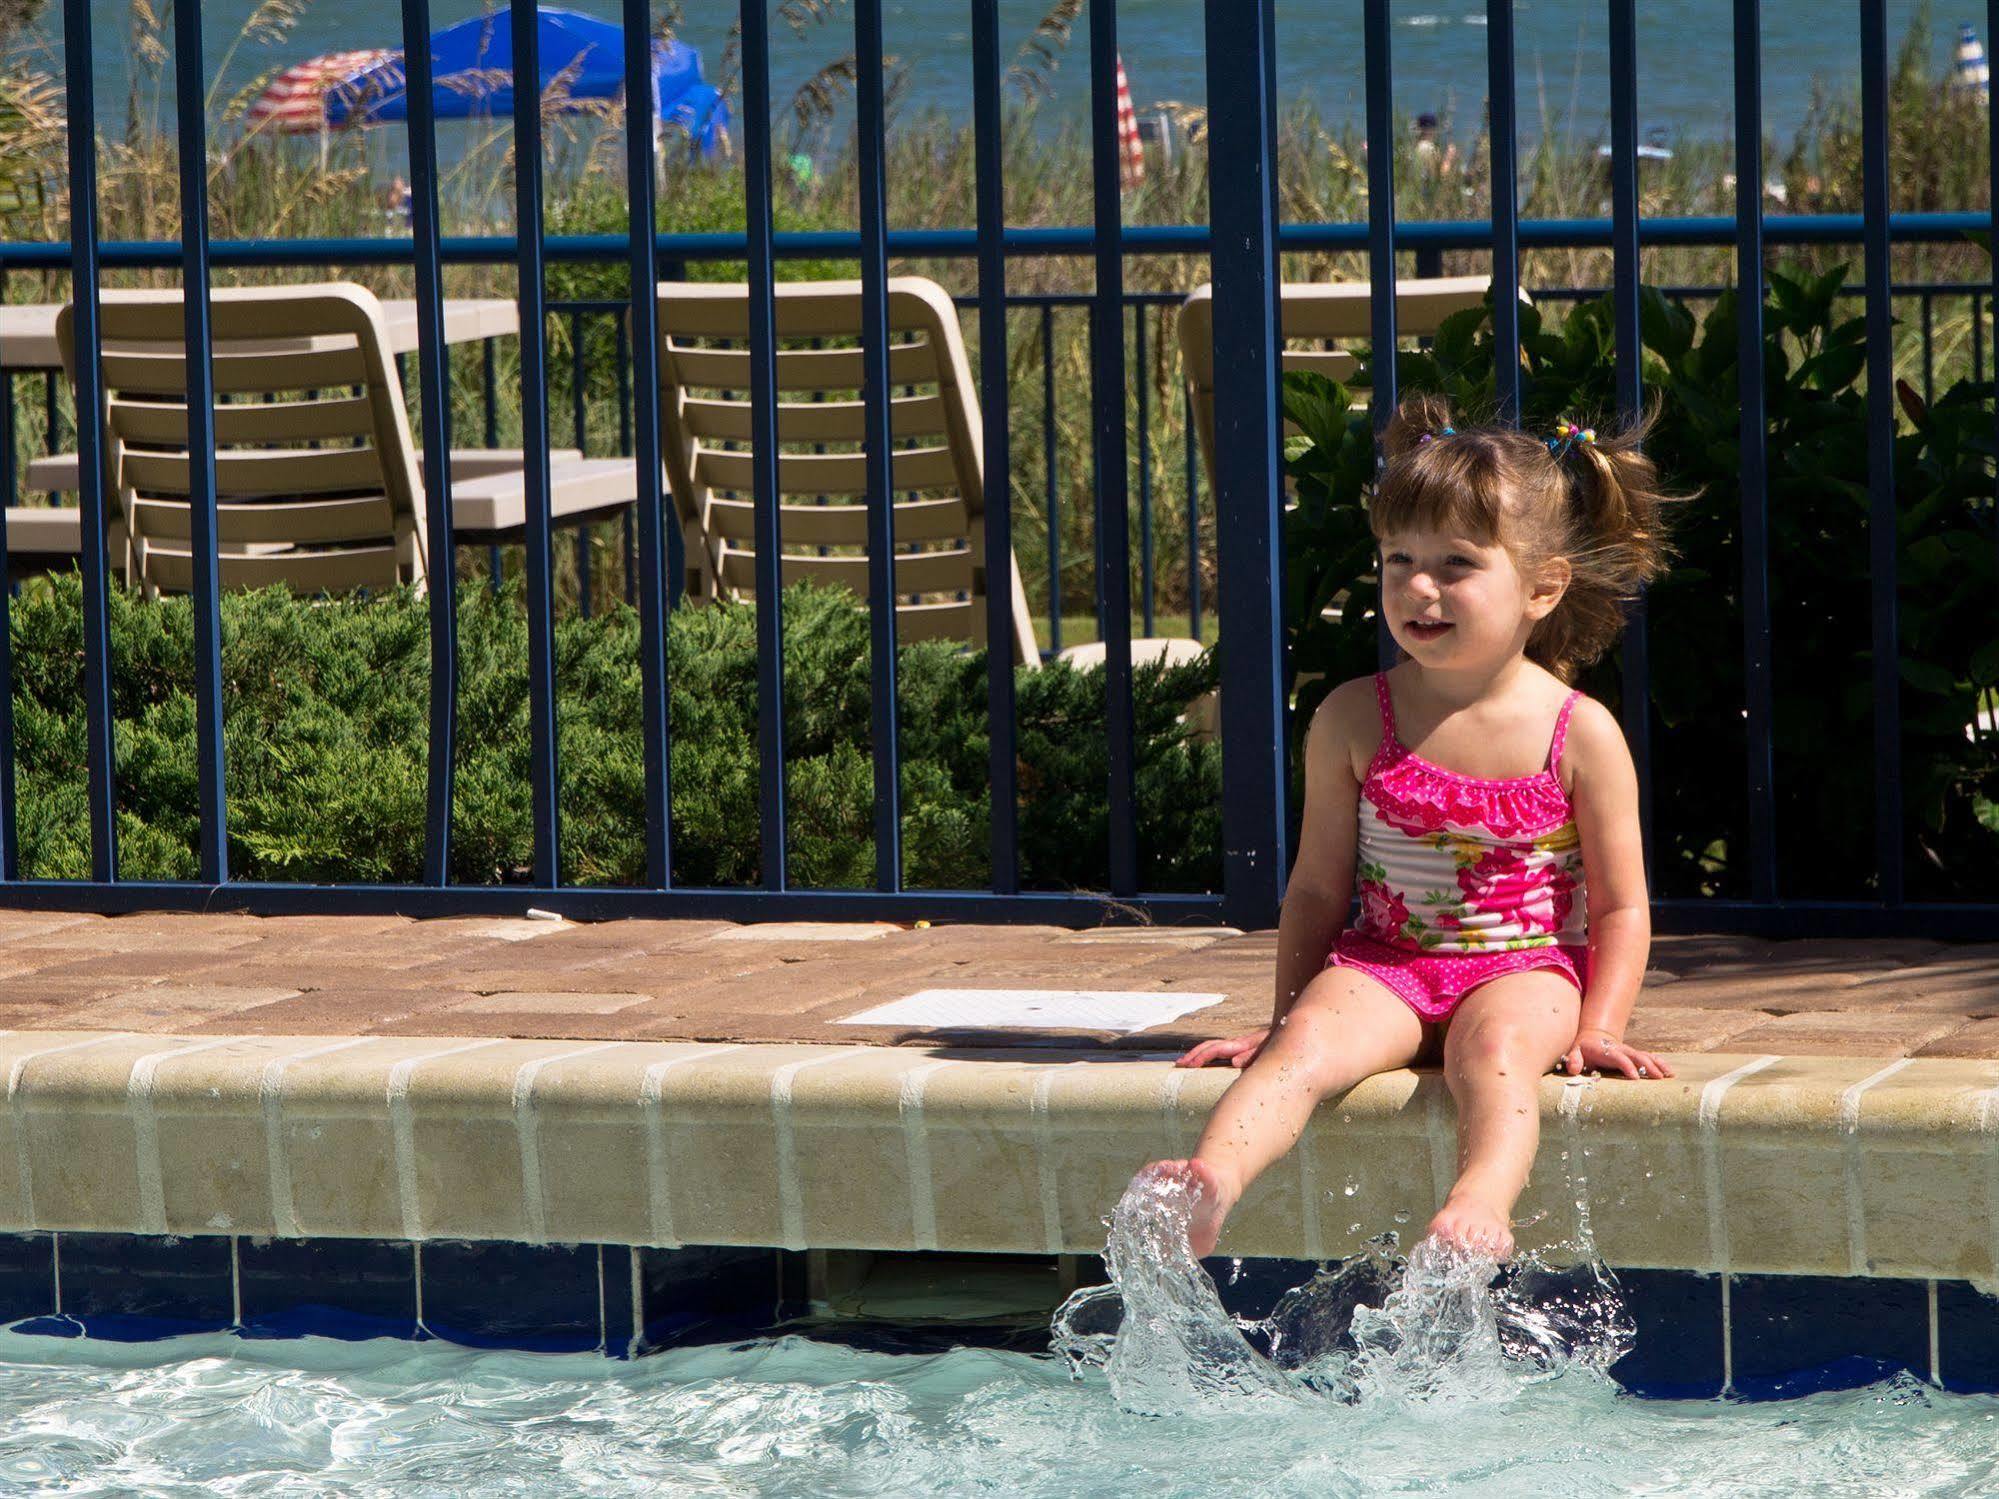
top-left (7, 576), bottom-right (1223, 892)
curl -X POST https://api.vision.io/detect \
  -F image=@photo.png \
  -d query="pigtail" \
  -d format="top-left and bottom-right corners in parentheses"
top-left (1532, 402), bottom-right (1679, 679)
top-left (1381, 393), bottom-right (1459, 462)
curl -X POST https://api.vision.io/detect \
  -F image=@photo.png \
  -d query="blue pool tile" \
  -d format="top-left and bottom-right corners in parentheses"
top-left (1936, 1281), bottom-right (1999, 1393)
top-left (1727, 1273), bottom-right (1929, 1398)
top-left (1608, 1269), bottom-right (1726, 1399)
top-left (637, 1245), bottom-right (785, 1351)
top-left (238, 1237), bottom-right (418, 1342)
top-left (603, 1246), bottom-right (639, 1359)
top-left (0, 1233), bottom-right (55, 1326)
top-left (419, 1241), bottom-right (602, 1353)
top-left (46, 1232), bottom-right (234, 1340)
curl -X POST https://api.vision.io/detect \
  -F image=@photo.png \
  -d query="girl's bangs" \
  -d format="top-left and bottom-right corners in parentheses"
top-left (1369, 448), bottom-right (1510, 544)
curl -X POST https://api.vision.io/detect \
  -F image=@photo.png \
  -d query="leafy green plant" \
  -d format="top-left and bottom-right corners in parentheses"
top-left (1280, 268), bottom-right (1999, 904)
top-left (8, 576), bottom-right (1222, 894)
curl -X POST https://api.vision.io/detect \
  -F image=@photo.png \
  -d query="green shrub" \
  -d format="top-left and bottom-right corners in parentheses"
top-left (7, 576), bottom-right (1221, 893)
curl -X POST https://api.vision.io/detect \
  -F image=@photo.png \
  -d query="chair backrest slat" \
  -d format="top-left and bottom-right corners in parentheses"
top-left (681, 392), bottom-right (946, 444)
top-left (704, 495), bottom-right (971, 548)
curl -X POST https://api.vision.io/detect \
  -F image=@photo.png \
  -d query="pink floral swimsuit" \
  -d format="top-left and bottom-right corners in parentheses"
top-left (1325, 673), bottom-right (1590, 1021)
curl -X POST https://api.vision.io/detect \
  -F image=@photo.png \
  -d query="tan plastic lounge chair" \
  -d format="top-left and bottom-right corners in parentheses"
top-left (657, 276), bottom-right (1043, 665)
top-left (55, 283), bottom-right (637, 594)
top-left (1178, 274), bottom-right (1524, 492)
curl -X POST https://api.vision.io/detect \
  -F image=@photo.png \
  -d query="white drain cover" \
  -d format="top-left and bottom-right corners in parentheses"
top-left (837, 988), bottom-right (1225, 1033)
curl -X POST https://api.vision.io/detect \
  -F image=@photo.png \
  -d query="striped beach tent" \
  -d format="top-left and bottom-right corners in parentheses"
top-left (1116, 53), bottom-right (1143, 191)
top-left (245, 50), bottom-right (397, 134)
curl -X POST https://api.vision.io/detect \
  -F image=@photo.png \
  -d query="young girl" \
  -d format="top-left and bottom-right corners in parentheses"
top-left (1141, 393), bottom-right (1675, 1262)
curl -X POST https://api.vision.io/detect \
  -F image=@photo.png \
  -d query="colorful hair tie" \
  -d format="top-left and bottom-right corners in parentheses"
top-left (1547, 419), bottom-right (1596, 456)
top-left (1417, 425), bottom-right (1456, 445)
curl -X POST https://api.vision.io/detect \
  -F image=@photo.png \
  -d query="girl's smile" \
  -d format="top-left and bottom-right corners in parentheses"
top-left (1378, 528), bottom-right (1543, 665)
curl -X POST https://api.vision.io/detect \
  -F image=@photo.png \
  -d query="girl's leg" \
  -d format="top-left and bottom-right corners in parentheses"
top-left (1141, 965), bottom-right (1424, 1258)
top-left (1427, 969), bottom-right (1582, 1257)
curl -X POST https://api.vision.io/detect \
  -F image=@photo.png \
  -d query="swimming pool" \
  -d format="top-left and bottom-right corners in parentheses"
top-left (1, 1321), bottom-right (1995, 1496)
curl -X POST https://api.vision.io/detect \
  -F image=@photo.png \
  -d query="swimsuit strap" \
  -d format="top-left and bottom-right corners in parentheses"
top-left (1547, 690), bottom-right (1584, 774)
top-left (1372, 671), bottom-right (1397, 740)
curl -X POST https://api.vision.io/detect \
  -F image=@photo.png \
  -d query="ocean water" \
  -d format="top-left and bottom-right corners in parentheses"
top-left (13, 0), bottom-right (1973, 149)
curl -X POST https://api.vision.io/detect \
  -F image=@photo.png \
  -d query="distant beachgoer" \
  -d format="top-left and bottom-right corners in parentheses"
top-left (1132, 394), bottom-right (1676, 1263)
top-left (1413, 111), bottom-right (1459, 175)
top-left (381, 175), bottom-right (413, 223)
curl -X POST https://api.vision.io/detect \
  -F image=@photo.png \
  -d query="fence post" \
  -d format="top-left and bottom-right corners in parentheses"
top-left (1204, 0), bottom-right (1290, 929)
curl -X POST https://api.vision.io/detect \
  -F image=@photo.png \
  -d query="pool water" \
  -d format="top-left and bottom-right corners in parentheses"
top-left (2, 1181), bottom-right (1995, 1496)
top-left (1, 1324), bottom-right (1996, 1496)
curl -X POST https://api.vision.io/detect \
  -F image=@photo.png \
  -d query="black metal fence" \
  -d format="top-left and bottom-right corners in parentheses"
top-left (0, 0), bottom-right (1993, 935)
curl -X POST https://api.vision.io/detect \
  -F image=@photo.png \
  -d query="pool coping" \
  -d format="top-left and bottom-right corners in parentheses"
top-left (2, 1030), bottom-right (1993, 1283)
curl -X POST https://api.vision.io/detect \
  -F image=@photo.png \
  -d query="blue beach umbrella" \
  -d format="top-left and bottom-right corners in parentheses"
top-left (317, 6), bottom-right (728, 156)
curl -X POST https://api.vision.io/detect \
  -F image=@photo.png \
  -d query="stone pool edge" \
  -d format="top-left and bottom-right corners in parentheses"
top-left (0, 1031), bottom-right (1992, 1282)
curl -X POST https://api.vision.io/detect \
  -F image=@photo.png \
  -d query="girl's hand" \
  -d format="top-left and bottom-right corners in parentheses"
top-left (1560, 1027), bottom-right (1674, 1081)
top-left (1175, 1029), bottom-right (1272, 1069)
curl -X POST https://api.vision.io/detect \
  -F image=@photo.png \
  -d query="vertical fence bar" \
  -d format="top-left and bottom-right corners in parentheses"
top-left (1859, 0), bottom-right (1902, 907)
top-left (972, 0), bottom-right (1018, 893)
top-left (854, 0), bottom-right (902, 892)
top-left (0, 354), bottom-right (13, 878)
top-left (1486, 0), bottom-right (1521, 419)
top-left (572, 313), bottom-right (593, 617)
top-left (1364, 0), bottom-right (1399, 670)
top-left (509, 0), bottom-right (562, 887)
top-left (401, 0), bottom-right (459, 889)
top-left (483, 338), bottom-right (504, 590)
top-left (1608, 0), bottom-right (1653, 886)
top-left (1921, 293), bottom-right (1934, 406)
top-left (1977, 291), bottom-right (1987, 388)
top-left (1184, 386), bottom-right (1202, 642)
top-left (59, 0), bottom-right (117, 882)
top-left (1136, 307), bottom-right (1155, 636)
top-left (1205, 0), bottom-right (1289, 927)
top-left (1363, 0), bottom-right (1399, 427)
top-left (1734, 0), bottom-right (1778, 902)
top-left (172, 0), bottom-right (229, 885)
top-left (623, 0), bottom-right (673, 890)
top-left (1990, 4), bottom-right (1999, 560)
top-left (1043, 304), bottom-right (1060, 656)
top-left (615, 314), bottom-right (636, 607)
top-left (1089, 0), bottom-right (1139, 894)
top-left (741, 0), bottom-right (787, 890)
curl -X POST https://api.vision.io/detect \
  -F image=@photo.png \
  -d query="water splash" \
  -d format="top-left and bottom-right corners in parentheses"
top-left (1052, 1169), bottom-right (1299, 1414)
top-left (1054, 1170), bottom-right (1633, 1418)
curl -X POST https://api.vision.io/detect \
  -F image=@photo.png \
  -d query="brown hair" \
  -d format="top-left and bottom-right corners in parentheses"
top-left (1371, 392), bottom-right (1676, 680)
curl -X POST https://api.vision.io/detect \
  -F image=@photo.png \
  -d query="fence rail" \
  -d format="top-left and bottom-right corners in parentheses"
top-left (1, 0), bottom-right (1995, 935)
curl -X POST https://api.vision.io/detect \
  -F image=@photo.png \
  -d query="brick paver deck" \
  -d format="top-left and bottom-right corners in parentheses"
top-left (0, 910), bottom-right (1990, 1059)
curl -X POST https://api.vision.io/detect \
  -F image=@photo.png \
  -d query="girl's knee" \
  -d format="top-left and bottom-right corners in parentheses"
top-left (1448, 1022), bottom-right (1553, 1081)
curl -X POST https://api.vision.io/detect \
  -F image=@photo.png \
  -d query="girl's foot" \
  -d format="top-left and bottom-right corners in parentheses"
top-left (1135, 1157), bottom-right (1240, 1259)
top-left (1423, 1192), bottom-right (1514, 1260)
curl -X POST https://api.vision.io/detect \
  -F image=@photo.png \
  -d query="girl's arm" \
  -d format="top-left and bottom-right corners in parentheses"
top-left (1562, 698), bottom-right (1673, 1080)
top-left (1176, 680), bottom-right (1366, 1069)
top-left (1270, 682), bottom-right (1367, 1025)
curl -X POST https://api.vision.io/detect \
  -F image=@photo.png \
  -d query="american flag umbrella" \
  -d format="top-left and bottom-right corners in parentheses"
top-left (245, 49), bottom-right (399, 134)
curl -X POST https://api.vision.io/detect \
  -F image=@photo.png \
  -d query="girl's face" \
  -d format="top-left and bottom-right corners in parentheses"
top-left (1376, 526), bottom-right (1565, 671)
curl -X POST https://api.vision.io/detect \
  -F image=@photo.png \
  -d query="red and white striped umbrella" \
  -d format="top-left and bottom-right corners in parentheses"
top-left (245, 49), bottom-right (395, 134)
top-left (1115, 53), bottom-right (1144, 191)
